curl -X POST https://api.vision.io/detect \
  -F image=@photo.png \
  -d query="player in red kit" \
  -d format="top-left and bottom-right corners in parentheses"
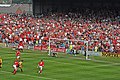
top-left (18, 41), bottom-right (24, 52)
top-left (16, 49), bottom-right (21, 60)
top-left (12, 60), bottom-right (19, 75)
top-left (38, 60), bottom-right (44, 74)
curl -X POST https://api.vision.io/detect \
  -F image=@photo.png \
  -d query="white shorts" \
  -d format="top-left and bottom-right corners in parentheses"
top-left (17, 56), bottom-right (20, 59)
top-left (19, 46), bottom-right (23, 49)
top-left (38, 66), bottom-right (43, 70)
top-left (13, 65), bottom-right (17, 70)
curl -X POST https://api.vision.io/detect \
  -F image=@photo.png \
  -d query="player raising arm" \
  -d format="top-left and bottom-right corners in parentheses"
top-left (38, 59), bottom-right (44, 74)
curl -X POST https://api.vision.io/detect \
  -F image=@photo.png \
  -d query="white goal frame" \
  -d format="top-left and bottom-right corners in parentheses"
top-left (48, 38), bottom-right (89, 60)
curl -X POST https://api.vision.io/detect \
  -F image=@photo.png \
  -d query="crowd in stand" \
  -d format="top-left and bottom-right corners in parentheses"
top-left (0, 8), bottom-right (120, 52)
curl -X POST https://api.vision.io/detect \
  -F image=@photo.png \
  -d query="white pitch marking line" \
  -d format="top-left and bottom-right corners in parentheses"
top-left (46, 59), bottom-right (120, 68)
top-left (0, 70), bottom-right (57, 80)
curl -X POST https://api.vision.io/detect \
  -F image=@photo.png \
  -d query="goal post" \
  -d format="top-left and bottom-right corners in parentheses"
top-left (48, 38), bottom-right (89, 60)
top-left (48, 38), bottom-right (68, 55)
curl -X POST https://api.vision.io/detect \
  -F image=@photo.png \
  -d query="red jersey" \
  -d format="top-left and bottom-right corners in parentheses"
top-left (14, 61), bottom-right (19, 67)
top-left (38, 61), bottom-right (44, 67)
top-left (19, 42), bottom-right (24, 47)
top-left (16, 50), bottom-right (20, 56)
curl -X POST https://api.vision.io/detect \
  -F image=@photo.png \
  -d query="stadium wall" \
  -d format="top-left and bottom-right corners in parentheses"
top-left (0, 4), bottom-right (32, 14)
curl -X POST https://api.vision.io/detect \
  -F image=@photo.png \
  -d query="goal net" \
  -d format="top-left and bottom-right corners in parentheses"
top-left (48, 38), bottom-right (89, 60)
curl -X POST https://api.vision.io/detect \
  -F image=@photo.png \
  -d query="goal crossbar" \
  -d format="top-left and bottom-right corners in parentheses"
top-left (48, 38), bottom-right (89, 60)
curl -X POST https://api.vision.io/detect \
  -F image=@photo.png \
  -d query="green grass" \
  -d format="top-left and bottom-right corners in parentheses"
top-left (0, 48), bottom-right (120, 80)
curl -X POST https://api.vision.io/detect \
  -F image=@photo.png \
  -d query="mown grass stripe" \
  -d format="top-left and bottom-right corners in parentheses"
top-left (0, 70), bottom-right (57, 80)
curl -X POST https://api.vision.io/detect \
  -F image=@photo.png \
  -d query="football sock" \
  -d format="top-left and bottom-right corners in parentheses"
top-left (40, 70), bottom-right (42, 73)
top-left (21, 68), bottom-right (23, 72)
top-left (13, 69), bottom-right (16, 74)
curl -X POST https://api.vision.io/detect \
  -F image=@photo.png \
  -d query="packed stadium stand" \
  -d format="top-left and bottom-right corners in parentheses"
top-left (0, 0), bottom-right (120, 56)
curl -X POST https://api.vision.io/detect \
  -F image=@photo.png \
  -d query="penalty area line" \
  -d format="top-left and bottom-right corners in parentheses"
top-left (45, 59), bottom-right (120, 68)
top-left (0, 70), bottom-right (57, 80)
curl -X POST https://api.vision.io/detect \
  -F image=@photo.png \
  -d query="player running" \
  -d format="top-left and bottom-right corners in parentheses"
top-left (38, 59), bottom-right (44, 74)
top-left (18, 41), bottom-right (24, 52)
top-left (12, 60), bottom-right (19, 75)
top-left (18, 60), bottom-right (23, 72)
top-left (16, 49), bottom-right (21, 60)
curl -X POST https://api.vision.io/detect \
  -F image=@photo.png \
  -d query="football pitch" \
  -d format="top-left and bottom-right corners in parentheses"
top-left (0, 48), bottom-right (120, 80)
